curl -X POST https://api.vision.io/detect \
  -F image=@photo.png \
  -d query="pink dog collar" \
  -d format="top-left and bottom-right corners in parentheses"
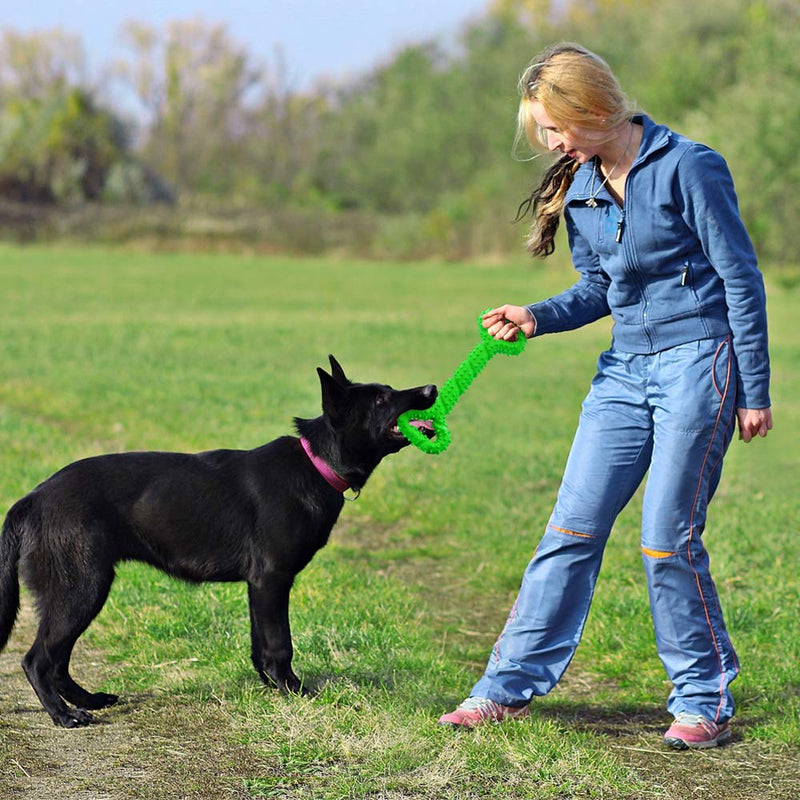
top-left (300, 437), bottom-right (350, 494)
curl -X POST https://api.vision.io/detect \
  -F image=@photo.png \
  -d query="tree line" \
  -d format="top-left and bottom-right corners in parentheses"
top-left (1, 0), bottom-right (798, 262)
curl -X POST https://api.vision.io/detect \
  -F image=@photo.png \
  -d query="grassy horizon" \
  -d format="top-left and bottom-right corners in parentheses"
top-left (1, 243), bottom-right (798, 798)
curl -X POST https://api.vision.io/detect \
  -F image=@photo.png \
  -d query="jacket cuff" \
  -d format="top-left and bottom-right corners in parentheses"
top-left (736, 377), bottom-right (771, 409)
top-left (526, 301), bottom-right (557, 336)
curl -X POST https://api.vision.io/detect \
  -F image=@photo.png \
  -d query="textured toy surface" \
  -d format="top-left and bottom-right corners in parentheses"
top-left (397, 312), bottom-right (526, 454)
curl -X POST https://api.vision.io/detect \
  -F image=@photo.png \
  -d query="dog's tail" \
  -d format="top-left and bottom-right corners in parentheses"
top-left (0, 495), bottom-right (31, 652)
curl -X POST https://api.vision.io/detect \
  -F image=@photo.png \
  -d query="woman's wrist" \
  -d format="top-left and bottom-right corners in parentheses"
top-left (523, 306), bottom-right (537, 337)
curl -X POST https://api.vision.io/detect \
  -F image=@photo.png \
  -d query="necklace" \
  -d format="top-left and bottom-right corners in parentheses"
top-left (585, 123), bottom-right (635, 209)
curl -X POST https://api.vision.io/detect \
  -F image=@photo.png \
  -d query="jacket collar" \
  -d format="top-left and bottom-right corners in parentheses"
top-left (566, 114), bottom-right (672, 205)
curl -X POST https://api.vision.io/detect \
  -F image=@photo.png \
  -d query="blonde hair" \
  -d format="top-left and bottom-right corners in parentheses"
top-left (514, 43), bottom-right (636, 257)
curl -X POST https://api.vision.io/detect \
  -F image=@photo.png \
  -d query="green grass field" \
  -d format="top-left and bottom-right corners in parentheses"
top-left (0, 243), bottom-right (798, 798)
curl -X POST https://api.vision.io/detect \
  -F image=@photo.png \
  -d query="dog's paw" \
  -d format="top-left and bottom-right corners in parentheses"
top-left (80, 692), bottom-right (119, 710)
top-left (261, 668), bottom-right (310, 696)
top-left (54, 708), bottom-right (95, 728)
top-left (280, 674), bottom-right (305, 695)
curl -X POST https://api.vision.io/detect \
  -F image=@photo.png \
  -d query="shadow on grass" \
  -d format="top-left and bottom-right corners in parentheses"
top-left (535, 701), bottom-right (667, 739)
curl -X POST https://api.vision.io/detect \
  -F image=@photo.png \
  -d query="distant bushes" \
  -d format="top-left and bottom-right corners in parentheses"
top-left (0, 85), bottom-right (173, 206)
top-left (0, 202), bottom-right (525, 260)
top-left (2, 1), bottom-right (800, 263)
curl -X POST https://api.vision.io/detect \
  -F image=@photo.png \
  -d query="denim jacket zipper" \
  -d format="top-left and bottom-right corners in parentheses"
top-left (613, 168), bottom-right (657, 352)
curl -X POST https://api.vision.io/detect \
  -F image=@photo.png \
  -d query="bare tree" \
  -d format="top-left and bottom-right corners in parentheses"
top-left (0, 28), bottom-right (87, 99)
top-left (115, 18), bottom-right (263, 195)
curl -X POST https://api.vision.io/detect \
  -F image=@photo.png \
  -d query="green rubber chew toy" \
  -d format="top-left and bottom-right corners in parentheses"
top-left (398, 311), bottom-right (526, 454)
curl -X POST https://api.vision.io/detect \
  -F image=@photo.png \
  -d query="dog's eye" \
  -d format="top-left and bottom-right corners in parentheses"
top-left (375, 392), bottom-right (389, 406)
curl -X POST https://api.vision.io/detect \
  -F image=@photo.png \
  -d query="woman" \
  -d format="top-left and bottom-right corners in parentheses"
top-left (439, 43), bottom-right (772, 749)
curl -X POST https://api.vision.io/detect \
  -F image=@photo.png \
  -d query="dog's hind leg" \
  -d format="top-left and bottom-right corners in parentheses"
top-left (22, 634), bottom-right (95, 728)
top-left (55, 669), bottom-right (119, 711)
top-left (247, 574), bottom-right (304, 694)
top-left (22, 565), bottom-right (116, 727)
top-left (53, 633), bottom-right (119, 712)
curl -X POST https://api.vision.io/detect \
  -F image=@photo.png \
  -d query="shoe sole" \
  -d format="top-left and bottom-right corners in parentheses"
top-left (439, 707), bottom-right (530, 730)
top-left (664, 728), bottom-right (731, 750)
top-left (438, 709), bottom-right (530, 729)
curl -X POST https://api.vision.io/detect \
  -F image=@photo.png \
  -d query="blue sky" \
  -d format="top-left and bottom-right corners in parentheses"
top-left (2, 0), bottom-right (490, 89)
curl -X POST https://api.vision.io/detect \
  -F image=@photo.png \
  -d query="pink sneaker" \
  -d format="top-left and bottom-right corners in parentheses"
top-left (664, 712), bottom-right (731, 749)
top-left (438, 696), bottom-right (529, 728)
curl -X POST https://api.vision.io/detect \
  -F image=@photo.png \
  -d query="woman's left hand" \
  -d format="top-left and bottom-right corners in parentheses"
top-left (736, 407), bottom-right (773, 442)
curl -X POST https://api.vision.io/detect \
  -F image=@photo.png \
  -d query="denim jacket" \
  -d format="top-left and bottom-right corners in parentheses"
top-left (527, 115), bottom-right (770, 409)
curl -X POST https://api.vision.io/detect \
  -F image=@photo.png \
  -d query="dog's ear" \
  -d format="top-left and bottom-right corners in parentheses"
top-left (328, 355), bottom-right (350, 386)
top-left (317, 366), bottom-right (347, 419)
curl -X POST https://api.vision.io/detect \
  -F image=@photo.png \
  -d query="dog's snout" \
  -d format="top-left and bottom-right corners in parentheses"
top-left (417, 384), bottom-right (437, 409)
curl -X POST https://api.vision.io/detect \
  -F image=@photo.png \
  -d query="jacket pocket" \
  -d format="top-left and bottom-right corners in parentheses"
top-left (680, 260), bottom-right (707, 325)
top-left (653, 260), bottom-right (706, 326)
top-left (595, 203), bottom-right (621, 254)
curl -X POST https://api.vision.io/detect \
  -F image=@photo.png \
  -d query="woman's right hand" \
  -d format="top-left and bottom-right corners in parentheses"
top-left (481, 305), bottom-right (536, 341)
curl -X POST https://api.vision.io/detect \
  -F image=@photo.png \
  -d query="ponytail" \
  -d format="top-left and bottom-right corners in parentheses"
top-left (514, 155), bottom-right (579, 258)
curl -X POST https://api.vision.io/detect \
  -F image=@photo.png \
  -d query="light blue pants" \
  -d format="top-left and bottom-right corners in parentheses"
top-left (472, 336), bottom-right (740, 723)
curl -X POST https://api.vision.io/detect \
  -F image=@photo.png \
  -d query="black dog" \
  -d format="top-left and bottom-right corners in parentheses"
top-left (0, 356), bottom-right (436, 727)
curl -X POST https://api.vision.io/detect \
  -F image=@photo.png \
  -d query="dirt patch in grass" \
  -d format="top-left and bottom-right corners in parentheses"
top-left (0, 599), bottom-right (261, 799)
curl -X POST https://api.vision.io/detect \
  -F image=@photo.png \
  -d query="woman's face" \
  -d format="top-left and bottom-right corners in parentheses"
top-left (530, 100), bottom-right (609, 164)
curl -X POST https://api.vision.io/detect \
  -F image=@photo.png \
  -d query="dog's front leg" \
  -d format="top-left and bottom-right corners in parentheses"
top-left (247, 575), bottom-right (304, 694)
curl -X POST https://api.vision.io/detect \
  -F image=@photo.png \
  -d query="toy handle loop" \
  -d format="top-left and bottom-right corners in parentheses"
top-left (397, 407), bottom-right (450, 454)
top-left (397, 311), bottom-right (526, 454)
